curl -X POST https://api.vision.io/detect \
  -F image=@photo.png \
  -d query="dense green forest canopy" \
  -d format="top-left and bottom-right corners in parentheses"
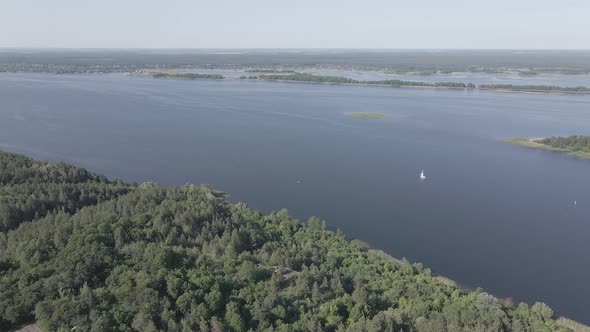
top-left (537, 136), bottom-right (590, 152)
top-left (0, 152), bottom-right (570, 331)
top-left (0, 151), bottom-right (132, 232)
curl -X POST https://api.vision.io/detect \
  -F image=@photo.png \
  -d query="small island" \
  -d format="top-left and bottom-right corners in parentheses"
top-left (504, 136), bottom-right (590, 159)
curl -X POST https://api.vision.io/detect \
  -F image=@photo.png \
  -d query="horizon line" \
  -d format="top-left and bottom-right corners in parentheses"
top-left (1, 47), bottom-right (590, 51)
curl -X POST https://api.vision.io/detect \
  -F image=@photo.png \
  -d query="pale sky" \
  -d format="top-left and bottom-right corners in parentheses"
top-left (1, 0), bottom-right (589, 49)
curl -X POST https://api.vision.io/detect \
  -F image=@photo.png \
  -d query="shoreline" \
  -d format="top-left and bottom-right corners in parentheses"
top-left (502, 137), bottom-right (590, 159)
top-left (367, 247), bottom-right (590, 331)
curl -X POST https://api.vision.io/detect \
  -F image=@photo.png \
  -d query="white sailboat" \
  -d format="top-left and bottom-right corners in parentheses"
top-left (420, 170), bottom-right (426, 180)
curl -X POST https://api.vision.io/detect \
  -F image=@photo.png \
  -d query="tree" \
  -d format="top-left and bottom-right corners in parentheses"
top-left (225, 302), bottom-right (245, 332)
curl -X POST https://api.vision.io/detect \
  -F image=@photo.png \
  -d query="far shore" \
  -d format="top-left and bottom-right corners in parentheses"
top-left (4, 70), bottom-right (588, 96)
top-left (128, 70), bottom-right (590, 96)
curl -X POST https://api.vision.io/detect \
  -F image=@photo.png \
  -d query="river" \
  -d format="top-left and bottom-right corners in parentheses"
top-left (1, 73), bottom-right (589, 323)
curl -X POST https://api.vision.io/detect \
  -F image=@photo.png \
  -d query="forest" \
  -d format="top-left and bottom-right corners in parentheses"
top-left (0, 151), bottom-right (571, 332)
top-left (537, 136), bottom-right (590, 153)
top-left (0, 152), bottom-right (132, 232)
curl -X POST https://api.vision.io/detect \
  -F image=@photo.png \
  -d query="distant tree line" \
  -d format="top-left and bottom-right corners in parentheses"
top-left (364, 80), bottom-right (474, 88)
top-left (240, 75), bottom-right (259, 80)
top-left (537, 136), bottom-right (590, 152)
top-left (254, 74), bottom-right (589, 93)
top-left (258, 73), bottom-right (359, 84)
top-left (145, 70), bottom-right (590, 94)
top-left (245, 69), bottom-right (297, 73)
top-left (256, 74), bottom-right (475, 88)
top-left (0, 64), bottom-right (187, 74)
top-left (152, 72), bottom-right (225, 80)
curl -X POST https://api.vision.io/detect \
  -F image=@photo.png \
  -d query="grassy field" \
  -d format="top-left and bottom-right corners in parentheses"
top-left (502, 138), bottom-right (590, 159)
top-left (349, 112), bottom-right (390, 119)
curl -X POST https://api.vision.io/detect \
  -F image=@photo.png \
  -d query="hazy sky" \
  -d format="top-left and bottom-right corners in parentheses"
top-left (1, 0), bottom-right (588, 49)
